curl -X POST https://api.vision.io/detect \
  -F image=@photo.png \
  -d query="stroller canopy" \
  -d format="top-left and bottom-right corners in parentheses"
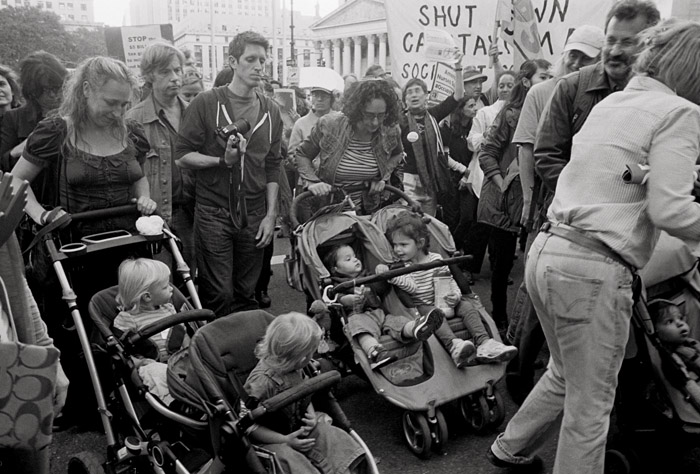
top-left (300, 212), bottom-right (395, 279)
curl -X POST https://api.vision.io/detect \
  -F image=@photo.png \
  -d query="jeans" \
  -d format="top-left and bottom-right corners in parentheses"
top-left (418, 295), bottom-right (490, 352)
top-left (195, 202), bottom-right (266, 316)
top-left (491, 232), bottom-right (633, 474)
top-left (171, 204), bottom-right (196, 273)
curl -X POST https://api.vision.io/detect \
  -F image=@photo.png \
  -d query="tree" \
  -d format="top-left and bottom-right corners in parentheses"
top-left (0, 6), bottom-right (70, 68)
top-left (63, 26), bottom-right (108, 68)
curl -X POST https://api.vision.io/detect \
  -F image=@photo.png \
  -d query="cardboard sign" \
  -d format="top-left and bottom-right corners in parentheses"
top-left (428, 62), bottom-right (457, 107)
top-left (105, 24), bottom-right (174, 79)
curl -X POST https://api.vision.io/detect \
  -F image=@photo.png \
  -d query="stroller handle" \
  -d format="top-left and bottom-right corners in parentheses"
top-left (70, 204), bottom-right (141, 222)
top-left (289, 184), bottom-right (421, 229)
top-left (126, 309), bottom-right (217, 347)
top-left (326, 255), bottom-right (473, 299)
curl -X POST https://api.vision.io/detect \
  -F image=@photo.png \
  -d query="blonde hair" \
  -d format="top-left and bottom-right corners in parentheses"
top-left (255, 312), bottom-right (322, 373)
top-left (116, 258), bottom-right (171, 313)
top-left (59, 56), bottom-right (140, 148)
top-left (634, 20), bottom-right (700, 105)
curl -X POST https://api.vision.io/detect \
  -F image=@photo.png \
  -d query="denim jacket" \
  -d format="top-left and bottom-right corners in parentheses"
top-left (126, 95), bottom-right (190, 223)
top-left (295, 112), bottom-right (404, 187)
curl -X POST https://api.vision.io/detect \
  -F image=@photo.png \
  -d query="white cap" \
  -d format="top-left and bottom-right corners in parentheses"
top-left (564, 25), bottom-right (605, 59)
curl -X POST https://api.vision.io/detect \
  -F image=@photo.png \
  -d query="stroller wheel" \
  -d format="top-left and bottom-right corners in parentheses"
top-left (67, 451), bottom-right (106, 474)
top-left (459, 394), bottom-right (491, 433)
top-left (402, 411), bottom-right (432, 459)
top-left (486, 389), bottom-right (506, 428)
top-left (433, 408), bottom-right (449, 452)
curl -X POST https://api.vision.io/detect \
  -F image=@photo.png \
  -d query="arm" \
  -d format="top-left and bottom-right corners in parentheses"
top-left (534, 78), bottom-right (576, 192)
top-left (646, 105), bottom-right (700, 245)
top-left (256, 110), bottom-right (284, 248)
top-left (388, 273), bottom-right (417, 294)
top-left (294, 120), bottom-right (323, 184)
top-left (519, 144), bottom-right (535, 226)
top-left (0, 113), bottom-right (19, 171)
top-left (479, 111), bottom-right (511, 190)
top-left (287, 120), bottom-right (305, 159)
top-left (467, 110), bottom-right (486, 152)
top-left (10, 157), bottom-right (47, 224)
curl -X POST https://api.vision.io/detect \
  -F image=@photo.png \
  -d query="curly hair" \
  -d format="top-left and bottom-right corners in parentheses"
top-left (386, 211), bottom-right (431, 256)
top-left (341, 79), bottom-right (401, 128)
top-left (0, 64), bottom-right (21, 109)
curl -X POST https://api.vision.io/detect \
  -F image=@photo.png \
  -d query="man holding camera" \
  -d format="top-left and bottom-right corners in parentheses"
top-left (176, 31), bottom-right (283, 315)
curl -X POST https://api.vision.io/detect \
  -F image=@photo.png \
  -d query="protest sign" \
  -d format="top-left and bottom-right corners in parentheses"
top-left (428, 62), bottom-right (457, 106)
top-left (385, 0), bottom-right (612, 86)
top-left (105, 24), bottom-right (174, 79)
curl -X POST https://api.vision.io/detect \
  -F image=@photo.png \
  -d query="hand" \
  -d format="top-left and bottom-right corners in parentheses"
top-left (10, 139), bottom-right (27, 159)
top-left (307, 182), bottom-right (333, 196)
top-left (132, 196), bottom-right (157, 215)
top-left (521, 202), bottom-right (532, 229)
top-left (369, 180), bottom-right (386, 195)
top-left (255, 214), bottom-right (276, 248)
top-left (339, 294), bottom-right (362, 308)
top-left (53, 362), bottom-right (69, 417)
top-left (302, 410), bottom-right (318, 433)
top-left (287, 109), bottom-right (301, 123)
top-left (488, 43), bottom-right (501, 61)
top-left (444, 293), bottom-right (460, 307)
top-left (375, 263), bottom-right (390, 274)
top-left (450, 47), bottom-right (464, 66)
top-left (458, 175), bottom-right (470, 191)
top-left (39, 207), bottom-right (68, 225)
top-left (286, 427), bottom-right (316, 453)
top-left (224, 133), bottom-right (248, 166)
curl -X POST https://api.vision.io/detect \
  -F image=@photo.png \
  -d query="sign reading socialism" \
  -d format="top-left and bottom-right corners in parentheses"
top-left (385, 0), bottom-right (613, 86)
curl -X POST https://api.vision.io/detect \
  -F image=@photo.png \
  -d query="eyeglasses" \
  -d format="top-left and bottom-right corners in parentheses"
top-left (362, 111), bottom-right (386, 122)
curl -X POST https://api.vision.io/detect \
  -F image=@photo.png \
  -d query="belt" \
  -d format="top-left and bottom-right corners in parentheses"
top-left (540, 222), bottom-right (642, 302)
top-left (540, 222), bottom-right (634, 272)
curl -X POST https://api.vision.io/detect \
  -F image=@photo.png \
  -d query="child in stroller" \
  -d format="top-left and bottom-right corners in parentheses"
top-left (384, 211), bottom-right (517, 366)
top-left (649, 298), bottom-right (700, 405)
top-left (322, 243), bottom-right (445, 369)
top-left (244, 312), bottom-right (366, 474)
top-left (114, 257), bottom-right (188, 404)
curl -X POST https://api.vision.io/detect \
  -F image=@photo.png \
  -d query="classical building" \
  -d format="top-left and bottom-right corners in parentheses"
top-left (0, 0), bottom-right (97, 29)
top-left (129, 0), bottom-right (273, 26)
top-left (309, 0), bottom-right (389, 78)
top-left (672, 0), bottom-right (700, 20)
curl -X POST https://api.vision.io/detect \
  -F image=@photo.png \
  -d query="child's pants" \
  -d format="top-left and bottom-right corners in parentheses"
top-left (418, 295), bottom-right (490, 352)
top-left (346, 308), bottom-right (413, 343)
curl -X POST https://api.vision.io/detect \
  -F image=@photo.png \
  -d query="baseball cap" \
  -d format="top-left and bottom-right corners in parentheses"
top-left (462, 66), bottom-right (488, 84)
top-left (564, 25), bottom-right (605, 59)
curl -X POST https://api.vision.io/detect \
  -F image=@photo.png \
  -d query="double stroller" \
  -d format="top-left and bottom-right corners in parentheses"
top-left (285, 186), bottom-right (510, 458)
top-left (606, 233), bottom-right (700, 474)
top-left (42, 205), bottom-right (376, 473)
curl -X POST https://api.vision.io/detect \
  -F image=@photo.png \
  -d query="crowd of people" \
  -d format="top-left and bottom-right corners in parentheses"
top-left (2, 0), bottom-right (700, 472)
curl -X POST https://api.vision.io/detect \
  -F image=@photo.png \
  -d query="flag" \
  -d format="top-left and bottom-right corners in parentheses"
top-left (498, 0), bottom-right (544, 69)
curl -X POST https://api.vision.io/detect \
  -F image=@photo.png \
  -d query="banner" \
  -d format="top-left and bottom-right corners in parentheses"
top-left (385, 0), bottom-right (613, 86)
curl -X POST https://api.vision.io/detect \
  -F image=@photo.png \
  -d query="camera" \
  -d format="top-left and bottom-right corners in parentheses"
top-left (216, 118), bottom-right (251, 148)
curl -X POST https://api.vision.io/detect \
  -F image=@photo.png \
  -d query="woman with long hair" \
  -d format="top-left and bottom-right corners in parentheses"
top-left (295, 78), bottom-right (404, 214)
top-left (477, 58), bottom-right (551, 331)
top-left (0, 51), bottom-right (67, 172)
top-left (0, 64), bottom-right (21, 116)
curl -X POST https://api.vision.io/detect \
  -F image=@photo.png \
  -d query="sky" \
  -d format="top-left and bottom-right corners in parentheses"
top-left (94, 0), bottom-right (342, 26)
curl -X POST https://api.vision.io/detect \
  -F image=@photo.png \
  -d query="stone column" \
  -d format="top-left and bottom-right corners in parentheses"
top-left (353, 36), bottom-right (363, 76)
top-left (378, 33), bottom-right (387, 70)
top-left (323, 40), bottom-right (332, 69)
top-left (367, 34), bottom-right (376, 68)
top-left (333, 39), bottom-right (342, 74)
top-left (342, 37), bottom-right (352, 76)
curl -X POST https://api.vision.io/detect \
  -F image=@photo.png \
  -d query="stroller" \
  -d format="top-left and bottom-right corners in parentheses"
top-left (32, 204), bottom-right (218, 473)
top-left (166, 309), bottom-right (380, 473)
top-left (285, 186), bottom-right (508, 458)
top-left (606, 233), bottom-right (700, 474)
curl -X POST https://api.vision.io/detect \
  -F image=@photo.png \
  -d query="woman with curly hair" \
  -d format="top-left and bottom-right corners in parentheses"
top-left (294, 78), bottom-right (403, 214)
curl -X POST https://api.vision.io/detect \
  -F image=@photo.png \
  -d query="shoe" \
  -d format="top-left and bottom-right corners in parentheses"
top-left (412, 308), bottom-right (444, 341)
top-left (256, 291), bottom-right (272, 309)
top-left (450, 339), bottom-right (476, 368)
top-left (369, 345), bottom-right (394, 370)
top-left (486, 447), bottom-right (543, 472)
top-left (476, 339), bottom-right (518, 364)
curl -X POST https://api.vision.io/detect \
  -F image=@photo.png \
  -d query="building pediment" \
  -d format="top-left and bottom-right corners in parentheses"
top-left (311, 0), bottom-right (386, 30)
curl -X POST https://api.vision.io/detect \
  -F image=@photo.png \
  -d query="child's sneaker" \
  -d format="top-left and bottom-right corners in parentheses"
top-left (450, 339), bottom-right (476, 368)
top-left (412, 308), bottom-right (444, 341)
top-left (476, 339), bottom-right (518, 364)
top-left (369, 345), bottom-right (394, 370)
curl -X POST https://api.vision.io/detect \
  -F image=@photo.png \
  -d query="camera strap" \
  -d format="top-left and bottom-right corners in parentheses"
top-left (215, 88), bottom-right (247, 229)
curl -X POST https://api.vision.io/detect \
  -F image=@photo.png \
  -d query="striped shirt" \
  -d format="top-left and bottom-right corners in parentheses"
top-left (551, 76), bottom-right (700, 269)
top-left (390, 253), bottom-right (461, 306)
top-left (334, 138), bottom-right (379, 204)
top-left (114, 303), bottom-right (177, 361)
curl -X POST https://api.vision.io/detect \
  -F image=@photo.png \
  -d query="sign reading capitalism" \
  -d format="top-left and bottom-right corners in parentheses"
top-left (385, 0), bottom-right (612, 87)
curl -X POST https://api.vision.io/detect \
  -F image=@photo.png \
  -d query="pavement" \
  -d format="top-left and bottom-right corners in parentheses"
top-left (50, 235), bottom-right (700, 473)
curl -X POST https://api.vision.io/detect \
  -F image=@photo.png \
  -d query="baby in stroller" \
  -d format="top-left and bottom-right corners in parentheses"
top-left (650, 298), bottom-right (700, 405)
top-left (244, 312), bottom-right (366, 474)
top-left (322, 243), bottom-right (445, 369)
top-left (114, 258), bottom-right (187, 404)
top-left (383, 211), bottom-right (517, 367)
